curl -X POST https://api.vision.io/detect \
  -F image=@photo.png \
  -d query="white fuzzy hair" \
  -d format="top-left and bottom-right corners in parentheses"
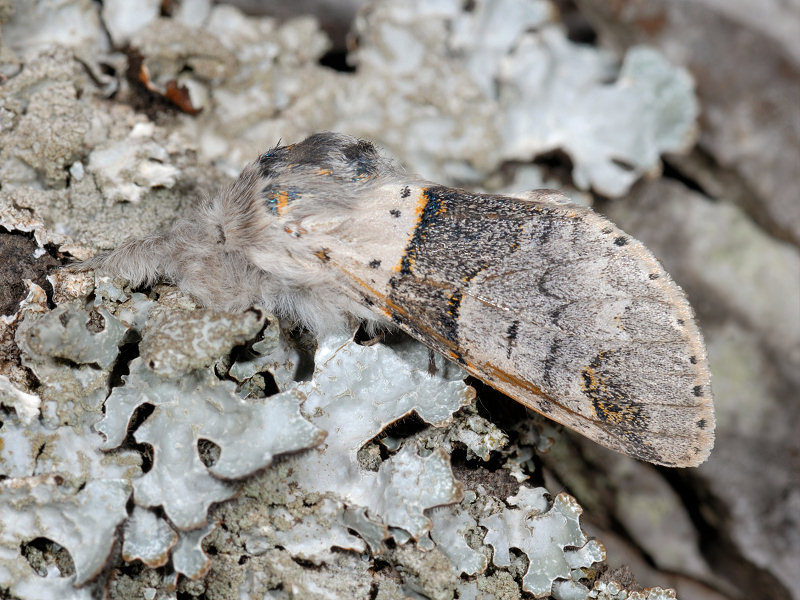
top-left (76, 133), bottom-right (399, 335)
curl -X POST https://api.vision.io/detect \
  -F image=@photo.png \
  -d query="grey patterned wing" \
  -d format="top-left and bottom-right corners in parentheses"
top-left (380, 187), bottom-right (714, 467)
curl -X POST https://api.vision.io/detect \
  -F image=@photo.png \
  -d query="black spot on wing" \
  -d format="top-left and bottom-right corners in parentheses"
top-left (401, 186), bottom-right (411, 198)
top-left (506, 320), bottom-right (520, 359)
top-left (369, 259), bottom-right (381, 269)
top-left (390, 209), bottom-right (401, 218)
top-left (549, 303), bottom-right (568, 326)
top-left (614, 236), bottom-right (628, 246)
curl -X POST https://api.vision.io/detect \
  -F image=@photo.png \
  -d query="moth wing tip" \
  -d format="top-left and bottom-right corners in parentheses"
top-left (653, 406), bottom-right (716, 468)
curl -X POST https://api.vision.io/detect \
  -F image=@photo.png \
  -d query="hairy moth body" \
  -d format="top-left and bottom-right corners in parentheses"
top-left (80, 132), bottom-right (715, 467)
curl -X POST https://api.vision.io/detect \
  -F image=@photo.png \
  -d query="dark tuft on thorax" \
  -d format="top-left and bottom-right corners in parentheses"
top-left (257, 132), bottom-right (393, 183)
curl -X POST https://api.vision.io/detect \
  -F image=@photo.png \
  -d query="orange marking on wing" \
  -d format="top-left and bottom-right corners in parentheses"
top-left (480, 362), bottom-right (548, 399)
top-left (332, 264), bottom-right (387, 304)
top-left (414, 188), bottom-right (429, 219)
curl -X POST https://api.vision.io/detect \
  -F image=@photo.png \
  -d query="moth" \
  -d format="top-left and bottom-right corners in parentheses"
top-left (78, 132), bottom-right (715, 467)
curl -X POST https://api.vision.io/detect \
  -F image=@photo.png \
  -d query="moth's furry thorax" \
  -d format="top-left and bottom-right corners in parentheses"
top-left (78, 132), bottom-right (401, 334)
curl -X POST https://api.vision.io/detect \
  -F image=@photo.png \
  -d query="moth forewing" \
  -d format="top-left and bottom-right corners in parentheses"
top-left (331, 184), bottom-right (715, 467)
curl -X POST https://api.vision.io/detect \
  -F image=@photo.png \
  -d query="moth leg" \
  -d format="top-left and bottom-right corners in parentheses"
top-left (427, 348), bottom-right (439, 376)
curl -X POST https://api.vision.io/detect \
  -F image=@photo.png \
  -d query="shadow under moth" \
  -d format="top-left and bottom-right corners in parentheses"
top-left (76, 132), bottom-right (715, 467)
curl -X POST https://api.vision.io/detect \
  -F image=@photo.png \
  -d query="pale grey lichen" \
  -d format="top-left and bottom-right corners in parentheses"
top-left (260, 497), bottom-right (367, 564)
top-left (553, 579), bottom-right (595, 600)
top-left (1, 0), bottom-right (107, 54)
top-left (340, 505), bottom-right (391, 554)
top-left (0, 47), bottom-right (98, 190)
top-left (15, 302), bottom-right (128, 426)
top-left (0, 373), bottom-right (40, 424)
top-left (34, 425), bottom-right (140, 485)
top-left (588, 581), bottom-right (677, 600)
top-left (172, 520), bottom-right (218, 580)
top-left (375, 443), bottom-right (465, 540)
top-left (0, 475), bottom-right (130, 587)
top-left (17, 304), bottom-right (127, 370)
top-left (429, 496), bottom-right (488, 577)
top-left (88, 122), bottom-right (181, 204)
top-left (109, 290), bottom-right (156, 332)
top-left (97, 357), bottom-right (324, 529)
top-left (338, 0), bottom-right (698, 193)
top-left (227, 316), bottom-right (300, 390)
top-left (0, 418), bottom-right (140, 490)
top-left (92, 274), bottom-right (129, 305)
top-left (138, 304), bottom-right (265, 376)
top-left (130, 17), bottom-right (236, 89)
top-left (49, 270), bottom-right (96, 305)
top-left (101, 0), bottom-right (161, 47)
top-left (0, 366), bottom-right (140, 598)
top-left (495, 35), bottom-right (698, 196)
top-left (0, 280), bottom-right (51, 398)
top-left (287, 334), bottom-right (472, 540)
top-left (481, 487), bottom-right (606, 598)
top-left (235, 548), bottom-right (375, 600)
top-left (409, 400), bottom-right (509, 462)
top-left (122, 506), bottom-right (178, 568)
